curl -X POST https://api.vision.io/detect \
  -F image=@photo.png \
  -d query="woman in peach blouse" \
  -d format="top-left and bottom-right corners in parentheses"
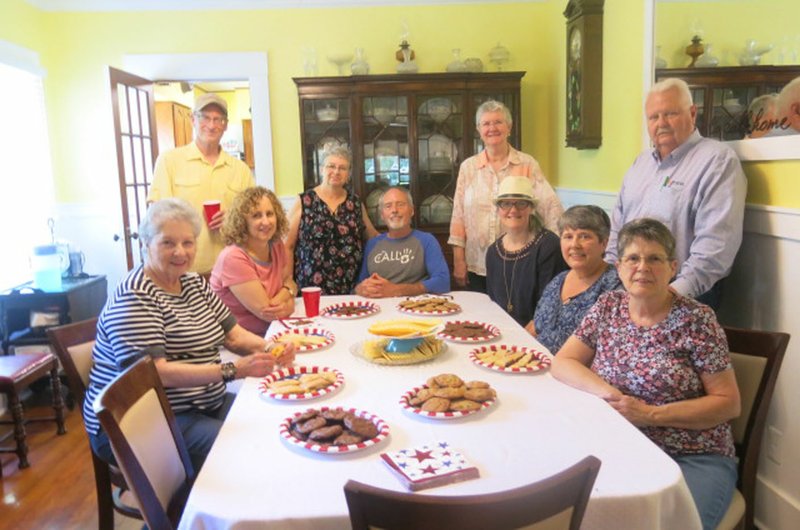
top-left (448, 100), bottom-right (563, 292)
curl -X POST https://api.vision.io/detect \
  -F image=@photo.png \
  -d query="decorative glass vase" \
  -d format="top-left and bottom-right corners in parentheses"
top-left (446, 49), bottom-right (467, 72)
top-left (351, 47), bottom-right (369, 75)
top-left (695, 43), bottom-right (719, 67)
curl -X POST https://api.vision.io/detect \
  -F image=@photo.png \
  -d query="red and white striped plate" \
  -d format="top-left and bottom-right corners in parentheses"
top-left (279, 407), bottom-right (390, 454)
top-left (399, 385), bottom-right (497, 420)
top-left (468, 344), bottom-right (551, 373)
top-left (437, 321), bottom-right (501, 343)
top-left (271, 328), bottom-right (335, 352)
top-left (258, 366), bottom-right (343, 401)
top-left (320, 301), bottom-right (380, 319)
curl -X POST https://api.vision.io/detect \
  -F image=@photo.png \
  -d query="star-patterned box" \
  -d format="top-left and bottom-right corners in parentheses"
top-left (380, 441), bottom-right (480, 491)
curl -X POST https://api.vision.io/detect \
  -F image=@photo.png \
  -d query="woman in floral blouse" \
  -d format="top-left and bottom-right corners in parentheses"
top-left (552, 218), bottom-right (740, 530)
top-left (286, 147), bottom-right (378, 294)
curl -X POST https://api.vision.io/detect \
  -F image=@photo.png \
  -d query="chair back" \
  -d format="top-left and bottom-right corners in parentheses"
top-left (95, 356), bottom-right (194, 530)
top-left (723, 326), bottom-right (789, 530)
top-left (47, 317), bottom-right (98, 408)
top-left (344, 455), bottom-right (601, 530)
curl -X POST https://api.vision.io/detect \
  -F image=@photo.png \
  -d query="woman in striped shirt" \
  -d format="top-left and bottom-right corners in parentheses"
top-left (84, 198), bottom-right (294, 471)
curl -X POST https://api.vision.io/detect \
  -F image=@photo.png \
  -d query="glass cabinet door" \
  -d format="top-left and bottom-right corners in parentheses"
top-left (416, 95), bottom-right (462, 227)
top-left (710, 87), bottom-right (757, 141)
top-left (301, 98), bottom-right (350, 188)
top-left (361, 96), bottom-right (409, 227)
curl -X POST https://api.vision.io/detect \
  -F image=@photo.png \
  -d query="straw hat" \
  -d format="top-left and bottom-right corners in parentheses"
top-left (494, 176), bottom-right (535, 204)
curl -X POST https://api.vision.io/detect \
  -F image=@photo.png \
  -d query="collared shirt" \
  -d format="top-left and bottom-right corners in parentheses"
top-left (606, 130), bottom-right (746, 298)
top-left (149, 142), bottom-right (254, 274)
top-left (448, 147), bottom-right (563, 276)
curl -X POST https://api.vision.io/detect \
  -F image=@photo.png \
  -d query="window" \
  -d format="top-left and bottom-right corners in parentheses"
top-left (0, 42), bottom-right (56, 289)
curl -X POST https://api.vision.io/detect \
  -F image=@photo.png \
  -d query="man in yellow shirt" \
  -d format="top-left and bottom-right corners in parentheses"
top-left (149, 93), bottom-right (254, 275)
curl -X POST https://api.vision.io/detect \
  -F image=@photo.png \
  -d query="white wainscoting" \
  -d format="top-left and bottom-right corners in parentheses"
top-left (556, 187), bottom-right (800, 530)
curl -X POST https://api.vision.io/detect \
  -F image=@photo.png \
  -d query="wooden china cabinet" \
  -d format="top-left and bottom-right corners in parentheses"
top-left (293, 71), bottom-right (525, 269)
top-left (656, 66), bottom-right (800, 141)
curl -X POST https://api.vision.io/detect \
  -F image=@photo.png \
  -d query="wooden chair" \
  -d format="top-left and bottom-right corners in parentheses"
top-left (344, 455), bottom-right (601, 530)
top-left (47, 318), bottom-right (142, 530)
top-left (95, 356), bottom-right (194, 530)
top-left (0, 351), bottom-right (65, 476)
top-left (716, 326), bottom-right (789, 530)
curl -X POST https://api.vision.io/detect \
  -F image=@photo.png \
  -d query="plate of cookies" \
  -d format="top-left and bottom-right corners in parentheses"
top-left (258, 366), bottom-right (343, 401)
top-left (397, 295), bottom-right (461, 316)
top-left (271, 328), bottom-right (335, 352)
top-left (469, 344), bottom-right (551, 373)
top-left (279, 407), bottom-right (390, 454)
top-left (437, 321), bottom-right (501, 343)
top-left (320, 301), bottom-right (380, 319)
top-left (400, 373), bottom-right (497, 419)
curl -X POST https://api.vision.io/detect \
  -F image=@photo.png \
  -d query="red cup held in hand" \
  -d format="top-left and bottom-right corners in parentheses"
top-left (203, 200), bottom-right (221, 225)
top-left (301, 287), bottom-right (322, 317)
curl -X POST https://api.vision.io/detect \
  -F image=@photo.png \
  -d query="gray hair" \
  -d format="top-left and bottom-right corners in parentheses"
top-left (747, 93), bottom-right (778, 131)
top-left (322, 146), bottom-right (352, 168)
top-left (139, 198), bottom-right (202, 247)
top-left (557, 205), bottom-right (611, 241)
top-left (649, 78), bottom-right (693, 109)
top-left (475, 100), bottom-right (513, 127)
top-left (617, 218), bottom-right (676, 261)
top-left (777, 76), bottom-right (800, 117)
top-left (379, 186), bottom-right (414, 208)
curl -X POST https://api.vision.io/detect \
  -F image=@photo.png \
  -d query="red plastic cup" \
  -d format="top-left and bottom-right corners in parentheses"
top-left (202, 200), bottom-right (221, 225)
top-left (301, 287), bottom-right (322, 317)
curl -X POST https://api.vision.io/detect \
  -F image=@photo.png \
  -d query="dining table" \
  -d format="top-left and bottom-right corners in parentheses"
top-left (178, 291), bottom-right (701, 530)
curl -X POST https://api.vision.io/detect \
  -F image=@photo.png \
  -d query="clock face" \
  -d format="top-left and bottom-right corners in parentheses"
top-left (570, 27), bottom-right (582, 62)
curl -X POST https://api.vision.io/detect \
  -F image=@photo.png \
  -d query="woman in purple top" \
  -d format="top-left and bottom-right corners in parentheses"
top-left (552, 218), bottom-right (740, 530)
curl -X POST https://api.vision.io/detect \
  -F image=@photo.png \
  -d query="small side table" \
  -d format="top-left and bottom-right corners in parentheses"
top-left (0, 275), bottom-right (107, 355)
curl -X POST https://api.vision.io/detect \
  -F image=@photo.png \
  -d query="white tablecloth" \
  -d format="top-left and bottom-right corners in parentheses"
top-left (180, 292), bottom-right (701, 530)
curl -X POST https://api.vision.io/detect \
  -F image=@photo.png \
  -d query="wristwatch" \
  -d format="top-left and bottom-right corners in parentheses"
top-left (221, 361), bottom-right (237, 383)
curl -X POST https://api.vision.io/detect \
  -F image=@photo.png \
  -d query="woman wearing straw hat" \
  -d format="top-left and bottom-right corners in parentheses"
top-left (485, 176), bottom-right (567, 332)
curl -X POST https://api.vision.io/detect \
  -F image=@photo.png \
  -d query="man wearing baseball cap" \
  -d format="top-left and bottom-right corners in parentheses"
top-left (149, 92), bottom-right (254, 275)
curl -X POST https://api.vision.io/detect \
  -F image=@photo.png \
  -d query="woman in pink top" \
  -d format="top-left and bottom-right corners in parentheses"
top-left (211, 187), bottom-right (297, 336)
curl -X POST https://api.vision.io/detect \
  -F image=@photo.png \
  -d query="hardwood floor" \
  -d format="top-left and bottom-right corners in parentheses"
top-left (0, 391), bottom-right (142, 530)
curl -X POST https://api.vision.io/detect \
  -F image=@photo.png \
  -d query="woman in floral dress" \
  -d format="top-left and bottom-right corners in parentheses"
top-left (286, 147), bottom-right (378, 294)
top-left (551, 218), bottom-right (740, 530)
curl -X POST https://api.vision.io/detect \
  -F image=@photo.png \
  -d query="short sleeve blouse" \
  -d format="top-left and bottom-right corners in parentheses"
top-left (573, 290), bottom-right (735, 459)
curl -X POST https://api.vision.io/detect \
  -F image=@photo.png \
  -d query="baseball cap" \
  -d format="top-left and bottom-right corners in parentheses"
top-left (193, 93), bottom-right (228, 116)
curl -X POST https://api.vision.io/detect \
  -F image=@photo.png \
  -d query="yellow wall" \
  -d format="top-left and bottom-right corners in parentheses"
top-left (554, 0), bottom-right (647, 194)
top-left (655, 0), bottom-right (800, 209)
top-left (1, 0), bottom-right (796, 208)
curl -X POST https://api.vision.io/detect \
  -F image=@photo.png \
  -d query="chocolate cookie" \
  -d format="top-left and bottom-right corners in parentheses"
top-left (296, 415), bottom-right (326, 434)
top-left (333, 432), bottom-right (364, 446)
top-left (344, 416), bottom-right (379, 439)
top-left (321, 408), bottom-right (349, 422)
top-left (294, 409), bottom-right (319, 422)
top-left (309, 424), bottom-right (343, 441)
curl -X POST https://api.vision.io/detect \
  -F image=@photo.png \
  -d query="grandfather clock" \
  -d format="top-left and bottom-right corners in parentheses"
top-left (564, 0), bottom-right (604, 149)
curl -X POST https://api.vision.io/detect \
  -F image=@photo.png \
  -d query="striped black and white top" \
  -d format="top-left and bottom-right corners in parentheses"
top-left (84, 266), bottom-right (236, 436)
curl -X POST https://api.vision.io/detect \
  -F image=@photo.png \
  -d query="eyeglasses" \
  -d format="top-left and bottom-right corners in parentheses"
top-left (479, 119), bottom-right (506, 129)
top-left (324, 163), bottom-right (349, 173)
top-left (382, 201), bottom-right (408, 210)
top-left (620, 254), bottom-right (670, 267)
top-left (497, 200), bottom-right (532, 211)
top-left (195, 112), bottom-right (228, 126)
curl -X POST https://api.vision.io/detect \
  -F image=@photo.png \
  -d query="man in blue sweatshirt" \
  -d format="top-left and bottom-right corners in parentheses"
top-left (355, 187), bottom-right (450, 298)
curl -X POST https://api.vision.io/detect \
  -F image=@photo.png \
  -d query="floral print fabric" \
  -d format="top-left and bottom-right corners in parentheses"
top-left (533, 264), bottom-right (622, 354)
top-left (574, 290), bottom-right (735, 459)
top-left (293, 189), bottom-right (367, 295)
